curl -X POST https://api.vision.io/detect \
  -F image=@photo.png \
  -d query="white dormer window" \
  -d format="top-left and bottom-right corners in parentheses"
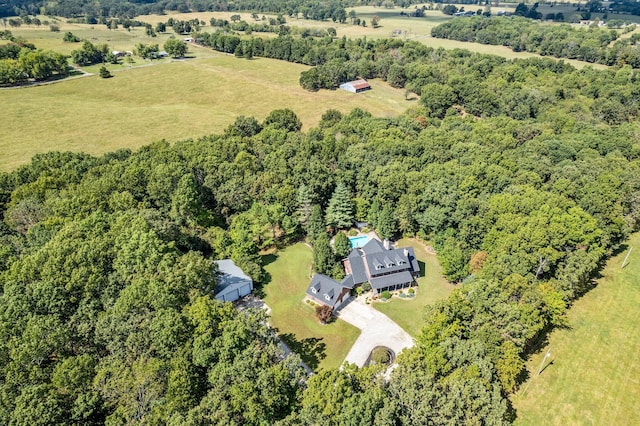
top-left (311, 288), bottom-right (317, 294)
top-left (386, 261), bottom-right (394, 267)
top-left (376, 264), bottom-right (384, 270)
top-left (324, 294), bottom-right (331, 301)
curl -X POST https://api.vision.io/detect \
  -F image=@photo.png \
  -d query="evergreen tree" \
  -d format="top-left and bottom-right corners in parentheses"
top-left (296, 184), bottom-right (314, 232)
top-left (325, 183), bottom-right (353, 230)
top-left (377, 205), bottom-right (397, 240)
top-left (313, 231), bottom-right (334, 275)
top-left (367, 198), bottom-right (381, 229)
top-left (307, 204), bottom-right (324, 241)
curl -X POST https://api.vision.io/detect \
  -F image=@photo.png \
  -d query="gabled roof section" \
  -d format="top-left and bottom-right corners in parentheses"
top-left (347, 249), bottom-right (368, 284)
top-left (361, 238), bottom-right (386, 254)
top-left (364, 246), bottom-right (419, 277)
top-left (306, 274), bottom-right (346, 308)
top-left (341, 274), bottom-right (355, 289)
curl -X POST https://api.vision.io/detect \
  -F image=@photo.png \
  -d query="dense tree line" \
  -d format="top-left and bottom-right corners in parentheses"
top-left (431, 16), bottom-right (640, 68)
top-left (4, 0), bottom-right (353, 20)
top-left (0, 31), bottom-right (68, 85)
top-left (2, 43), bottom-right (640, 422)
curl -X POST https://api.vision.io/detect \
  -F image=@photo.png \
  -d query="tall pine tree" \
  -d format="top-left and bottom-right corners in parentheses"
top-left (296, 184), bottom-right (314, 232)
top-left (313, 232), bottom-right (335, 275)
top-left (308, 204), bottom-right (324, 241)
top-left (325, 183), bottom-right (353, 230)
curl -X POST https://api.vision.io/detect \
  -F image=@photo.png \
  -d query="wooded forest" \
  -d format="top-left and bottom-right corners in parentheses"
top-left (1, 37), bottom-right (640, 422)
top-left (3, 0), bottom-right (368, 20)
top-left (431, 16), bottom-right (640, 68)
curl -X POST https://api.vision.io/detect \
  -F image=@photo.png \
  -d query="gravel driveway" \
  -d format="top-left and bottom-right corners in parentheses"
top-left (336, 298), bottom-right (414, 367)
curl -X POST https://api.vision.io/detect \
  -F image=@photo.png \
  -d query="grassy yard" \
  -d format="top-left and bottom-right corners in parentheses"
top-left (512, 232), bottom-right (640, 425)
top-left (0, 50), bottom-right (410, 172)
top-left (262, 243), bottom-right (360, 371)
top-left (373, 238), bottom-right (455, 337)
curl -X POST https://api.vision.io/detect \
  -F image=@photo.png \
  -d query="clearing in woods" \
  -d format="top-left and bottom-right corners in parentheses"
top-left (261, 243), bottom-right (360, 371)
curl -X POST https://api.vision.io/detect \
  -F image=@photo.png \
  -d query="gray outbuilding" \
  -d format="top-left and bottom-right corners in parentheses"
top-left (214, 259), bottom-right (253, 302)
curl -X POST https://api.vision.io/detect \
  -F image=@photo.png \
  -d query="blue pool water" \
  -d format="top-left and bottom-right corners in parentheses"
top-left (348, 235), bottom-right (370, 249)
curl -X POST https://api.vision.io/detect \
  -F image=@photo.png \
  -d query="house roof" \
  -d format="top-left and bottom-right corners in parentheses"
top-left (347, 249), bottom-right (369, 284)
top-left (214, 259), bottom-right (252, 296)
top-left (341, 274), bottom-right (355, 289)
top-left (361, 238), bottom-right (386, 254)
top-left (306, 274), bottom-right (346, 308)
top-left (364, 247), bottom-right (417, 277)
top-left (370, 270), bottom-right (414, 290)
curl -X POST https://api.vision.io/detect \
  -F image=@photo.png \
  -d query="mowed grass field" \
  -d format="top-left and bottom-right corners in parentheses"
top-left (262, 243), bottom-right (360, 371)
top-left (0, 47), bottom-right (410, 172)
top-left (373, 238), bottom-right (454, 337)
top-left (512, 232), bottom-right (640, 425)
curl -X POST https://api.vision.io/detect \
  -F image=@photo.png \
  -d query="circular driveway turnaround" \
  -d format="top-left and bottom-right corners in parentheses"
top-left (336, 298), bottom-right (414, 367)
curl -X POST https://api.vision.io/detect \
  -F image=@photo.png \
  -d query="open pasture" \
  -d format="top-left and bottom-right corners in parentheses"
top-left (168, 5), bottom-right (610, 69)
top-left (512, 233), bottom-right (640, 425)
top-left (0, 50), bottom-right (410, 172)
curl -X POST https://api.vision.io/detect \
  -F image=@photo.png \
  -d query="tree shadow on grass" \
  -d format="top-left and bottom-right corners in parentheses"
top-left (262, 253), bottom-right (278, 268)
top-left (280, 333), bottom-right (326, 371)
top-left (418, 260), bottom-right (426, 277)
top-left (252, 253), bottom-right (277, 298)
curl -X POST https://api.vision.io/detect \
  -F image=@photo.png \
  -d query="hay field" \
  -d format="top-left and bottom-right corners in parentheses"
top-left (0, 52), bottom-right (410, 172)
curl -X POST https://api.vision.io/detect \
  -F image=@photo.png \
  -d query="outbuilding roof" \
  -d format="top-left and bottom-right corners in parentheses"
top-left (214, 259), bottom-right (253, 296)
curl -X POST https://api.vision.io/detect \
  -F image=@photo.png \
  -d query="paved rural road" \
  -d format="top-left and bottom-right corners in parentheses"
top-left (336, 298), bottom-right (414, 367)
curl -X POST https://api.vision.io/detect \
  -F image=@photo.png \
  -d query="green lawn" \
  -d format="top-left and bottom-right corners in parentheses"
top-left (262, 243), bottom-right (360, 371)
top-left (373, 238), bottom-right (455, 337)
top-left (512, 232), bottom-right (640, 425)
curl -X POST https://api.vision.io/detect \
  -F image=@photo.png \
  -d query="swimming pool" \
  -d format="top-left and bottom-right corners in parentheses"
top-left (348, 235), bottom-right (370, 249)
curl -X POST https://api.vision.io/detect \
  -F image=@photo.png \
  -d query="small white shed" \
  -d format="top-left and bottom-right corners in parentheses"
top-left (214, 259), bottom-right (253, 302)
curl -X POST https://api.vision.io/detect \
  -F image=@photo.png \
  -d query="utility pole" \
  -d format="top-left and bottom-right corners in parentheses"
top-left (621, 247), bottom-right (633, 269)
top-left (537, 349), bottom-right (551, 376)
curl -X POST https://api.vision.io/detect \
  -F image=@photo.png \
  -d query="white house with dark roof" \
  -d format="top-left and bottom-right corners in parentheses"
top-left (306, 239), bottom-right (421, 308)
top-left (214, 259), bottom-right (253, 302)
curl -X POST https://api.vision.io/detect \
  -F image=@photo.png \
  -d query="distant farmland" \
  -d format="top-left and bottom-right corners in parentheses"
top-left (1, 10), bottom-right (609, 171)
top-left (1, 50), bottom-right (409, 172)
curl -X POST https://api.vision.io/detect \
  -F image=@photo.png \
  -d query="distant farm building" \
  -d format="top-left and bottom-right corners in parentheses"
top-left (339, 79), bottom-right (371, 94)
top-left (214, 259), bottom-right (253, 303)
